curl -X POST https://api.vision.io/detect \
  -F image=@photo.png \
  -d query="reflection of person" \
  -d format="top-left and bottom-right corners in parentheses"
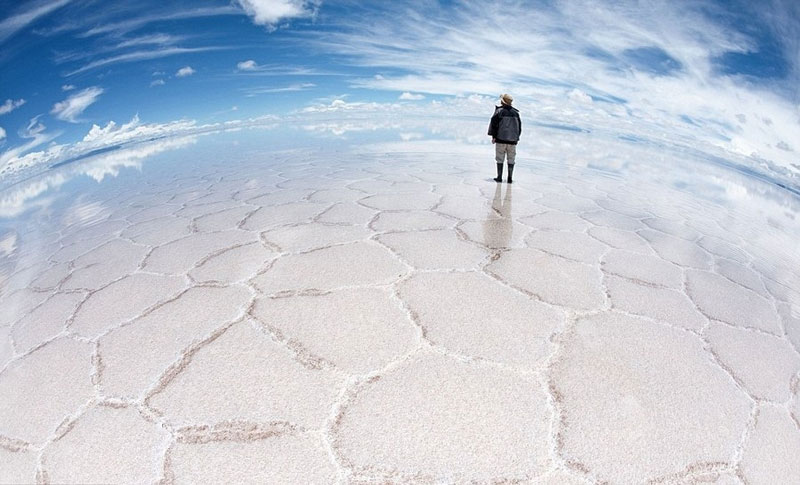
top-left (487, 93), bottom-right (522, 184)
top-left (482, 183), bottom-right (513, 249)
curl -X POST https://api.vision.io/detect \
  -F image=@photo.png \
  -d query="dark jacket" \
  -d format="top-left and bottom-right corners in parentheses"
top-left (487, 104), bottom-right (522, 145)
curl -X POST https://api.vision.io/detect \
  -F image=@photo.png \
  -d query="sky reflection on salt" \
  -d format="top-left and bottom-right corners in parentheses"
top-left (2, 120), bottom-right (799, 287)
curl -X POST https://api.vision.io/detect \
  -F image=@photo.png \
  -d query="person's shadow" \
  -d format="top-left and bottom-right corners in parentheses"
top-left (482, 183), bottom-right (513, 249)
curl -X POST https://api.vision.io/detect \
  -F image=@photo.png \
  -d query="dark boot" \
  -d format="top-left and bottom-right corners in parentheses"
top-left (493, 163), bottom-right (503, 182)
top-left (507, 164), bottom-right (515, 184)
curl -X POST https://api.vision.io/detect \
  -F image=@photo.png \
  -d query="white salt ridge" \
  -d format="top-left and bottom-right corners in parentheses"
top-left (706, 322), bottom-right (800, 402)
top-left (169, 430), bottom-right (337, 483)
top-left (148, 321), bottom-right (341, 429)
top-left (487, 248), bottom-right (605, 310)
top-left (99, 285), bottom-right (251, 398)
top-left (525, 230), bottom-right (606, 263)
top-left (376, 229), bottom-right (487, 270)
top-left (551, 313), bottom-right (750, 484)
top-left (42, 405), bottom-right (169, 483)
top-left (398, 271), bottom-right (562, 366)
top-left (639, 229), bottom-right (712, 269)
top-left (252, 288), bottom-right (417, 374)
top-left (334, 351), bottom-right (551, 482)
top-left (0, 338), bottom-right (94, 443)
top-left (686, 269), bottom-right (781, 334)
top-left (11, 292), bottom-right (85, 353)
top-left (606, 276), bottom-right (706, 331)
top-left (602, 248), bottom-right (683, 288)
top-left (740, 406), bottom-right (800, 483)
top-left (254, 241), bottom-right (406, 294)
top-left (71, 273), bottom-right (187, 338)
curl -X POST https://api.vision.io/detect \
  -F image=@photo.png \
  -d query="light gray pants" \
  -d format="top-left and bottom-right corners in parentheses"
top-left (495, 143), bottom-right (516, 165)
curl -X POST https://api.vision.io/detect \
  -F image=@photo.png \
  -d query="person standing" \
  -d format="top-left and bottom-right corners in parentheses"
top-left (487, 93), bottom-right (522, 183)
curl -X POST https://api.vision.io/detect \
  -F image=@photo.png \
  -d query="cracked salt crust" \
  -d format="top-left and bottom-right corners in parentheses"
top-left (602, 248), bottom-right (683, 288)
top-left (334, 350), bottom-right (551, 482)
top-left (0, 446), bottom-right (36, 483)
top-left (11, 291), bottom-right (85, 353)
top-left (525, 230), bottom-right (607, 263)
top-left (487, 248), bottom-right (605, 310)
top-left (687, 269), bottom-right (782, 334)
top-left (98, 285), bottom-right (252, 398)
top-left (189, 242), bottom-right (275, 284)
top-left (639, 229), bottom-right (713, 269)
top-left (169, 428), bottom-right (337, 484)
top-left (252, 288), bottom-right (418, 374)
top-left (262, 223), bottom-right (372, 253)
top-left (148, 320), bottom-right (342, 429)
top-left (1, 150), bottom-right (799, 483)
top-left (522, 210), bottom-right (591, 232)
top-left (606, 275), bottom-right (707, 331)
top-left (41, 404), bottom-right (168, 483)
top-left (0, 338), bottom-right (94, 444)
top-left (70, 273), bottom-right (187, 338)
top-left (706, 322), bottom-right (800, 402)
top-left (550, 312), bottom-right (751, 484)
top-left (376, 229), bottom-right (488, 270)
top-left (253, 241), bottom-right (407, 294)
top-left (740, 405), bottom-right (800, 482)
top-left (397, 271), bottom-right (563, 367)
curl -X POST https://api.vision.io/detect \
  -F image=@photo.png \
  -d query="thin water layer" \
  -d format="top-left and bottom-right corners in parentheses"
top-left (1, 127), bottom-right (799, 483)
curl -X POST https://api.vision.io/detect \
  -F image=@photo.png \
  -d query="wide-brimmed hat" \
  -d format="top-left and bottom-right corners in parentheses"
top-left (500, 93), bottom-right (513, 105)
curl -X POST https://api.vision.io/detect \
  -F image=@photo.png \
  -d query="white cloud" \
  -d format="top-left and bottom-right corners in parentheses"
top-left (235, 0), bottom-right (318, 28)
top-left (399, 92), bottom-right (425, 100)
top-left (150, 79), bottom-right (166, 87)
top-left (568, 89), bottom-right (593, 104)
top-left (51, 86), bottom-right (104, 122)
top-left (61, 84), bottom-right (75, 91)
top-left (176, 66), bottom-right (196, 77)
top-left (0, 126), bottom-right (5, 141)
top-left (0, 99), bottom-right (26, 115)
top-left (237, 59), bottom-right (258, 71)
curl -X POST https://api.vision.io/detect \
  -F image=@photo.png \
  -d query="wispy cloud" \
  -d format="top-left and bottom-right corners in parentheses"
top-left (243, 83), bottom-right (316, 96)
top-left (150, 79), bottom-right (165, 87)
top-left (0, 0), bottom-right (72, 43)
top-left (0, 126), bottom-right (5, 142)
top-left (234, 60), bottom-right (342, 76)
top-left (399, 92), bottom-right (425, 100)
top-left (235, 0), bottom-right (320, 29)
top-left (51, 86), bottom-right (104, 122)
top-left (78, 6), bottom-right (240, 38)
top-left (61, 84), bottom-right (75, 91)
top-left (0, 99), bottom-right (26, 115)
top-left (176, 66), bottom-right (196, 77)
top-left (116, 33), bottom-right (184, 49)
top-left (66, 46), bottom-right (227, 76)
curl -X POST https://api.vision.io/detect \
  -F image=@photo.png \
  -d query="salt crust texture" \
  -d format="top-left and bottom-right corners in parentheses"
top-left (0, 151), bottom-right (799, 483)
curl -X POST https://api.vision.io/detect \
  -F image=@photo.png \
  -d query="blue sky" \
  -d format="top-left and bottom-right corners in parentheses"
top-left (0, 0), bottom-right (798, 181)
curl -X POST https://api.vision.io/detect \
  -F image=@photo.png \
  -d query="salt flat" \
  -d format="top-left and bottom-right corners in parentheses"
top-left (1, 146), bottom-right (799, 484)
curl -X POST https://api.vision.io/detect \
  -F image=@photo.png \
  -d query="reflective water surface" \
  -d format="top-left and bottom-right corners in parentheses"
top-left (1, 122), bottom-right (799, 483)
